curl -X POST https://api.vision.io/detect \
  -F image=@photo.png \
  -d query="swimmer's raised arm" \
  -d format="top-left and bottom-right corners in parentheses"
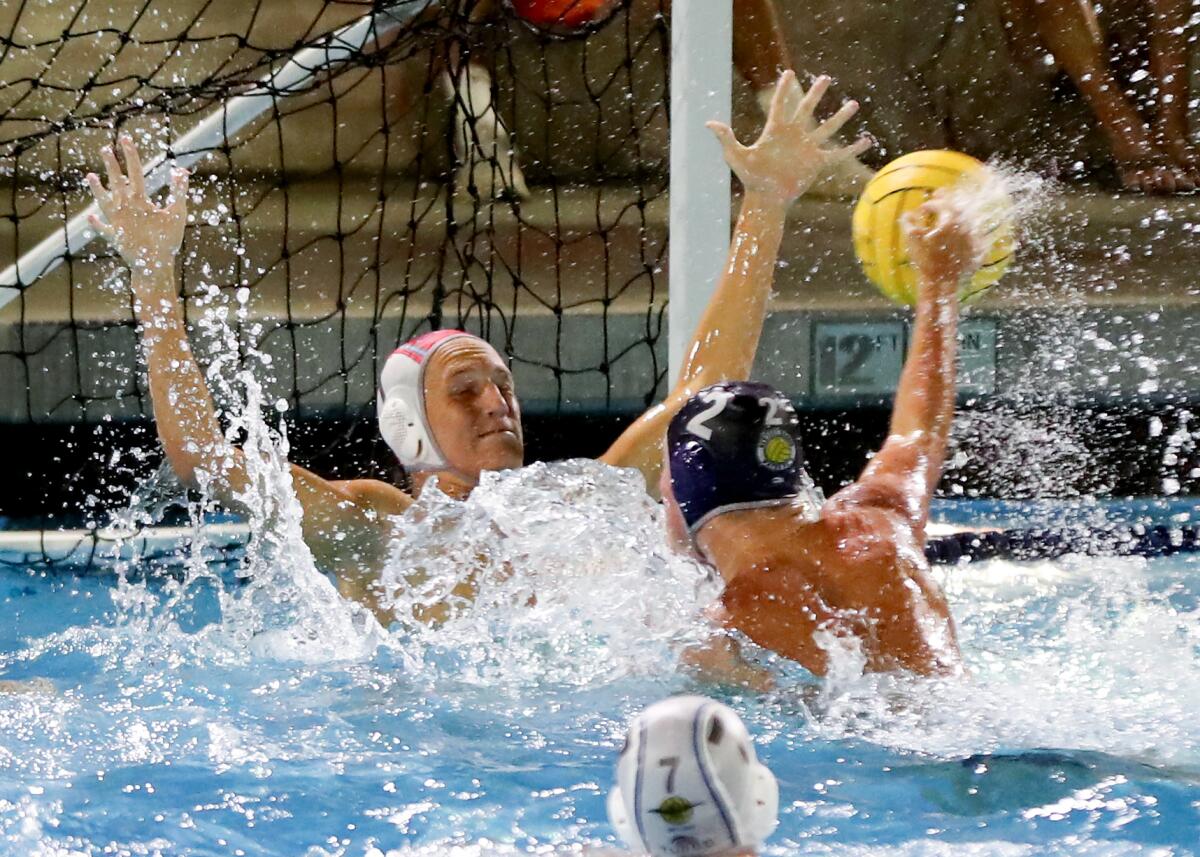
top-left (601, 72), bottom-right (871, 492)
top-left (86, 141), bottom-right (234, 493)
top-left (87, 139), bottom-right (409, 588)
top-left (833, 198), bottom-right (980, 533)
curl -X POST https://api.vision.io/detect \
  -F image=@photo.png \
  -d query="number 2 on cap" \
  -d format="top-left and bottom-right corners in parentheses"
top-left (759, 396), bottom-right (784, 427)
top-left (686, 390), bottom-right (734, 441)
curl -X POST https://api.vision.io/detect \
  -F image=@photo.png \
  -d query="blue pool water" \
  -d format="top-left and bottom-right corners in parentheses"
top-left (0, 462), bottom-right (1199, 856)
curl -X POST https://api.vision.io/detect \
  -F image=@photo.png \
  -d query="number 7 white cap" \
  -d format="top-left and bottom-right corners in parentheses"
top-left (607, 696), bottom-right (779, 857)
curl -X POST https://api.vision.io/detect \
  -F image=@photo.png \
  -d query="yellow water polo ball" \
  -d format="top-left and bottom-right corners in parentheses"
top-left (851, 149), bottom-right (1016, 305)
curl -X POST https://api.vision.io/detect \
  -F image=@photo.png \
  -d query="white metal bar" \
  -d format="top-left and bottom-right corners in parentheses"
top-left (0, 1), bottom-right (430, 307)
top-left (0, 523), bottom-right (250, 567)
top-left (667, 0), bottom-right (733, 384)
top-left (0, 523), bottom-right (250, 551)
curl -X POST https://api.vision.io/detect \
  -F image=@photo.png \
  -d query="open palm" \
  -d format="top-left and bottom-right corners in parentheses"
top-left (87, 136), bottom-right (189, 273)
top-left (707, 71), bottom-right (872, 206)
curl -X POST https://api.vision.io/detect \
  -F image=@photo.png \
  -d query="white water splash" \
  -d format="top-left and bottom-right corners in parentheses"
top-left (802, 553), bottom-right (1200, 768)
top-left (203, 377), bottom-right (384, 664)
top-left (378, 459), bottom-right (719, 688)
top-left (97, 287), bottom-right (384, 667)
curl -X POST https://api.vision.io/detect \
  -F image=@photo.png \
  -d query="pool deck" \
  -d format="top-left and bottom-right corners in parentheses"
top-left (3, 179), bottom-right (1200, 419)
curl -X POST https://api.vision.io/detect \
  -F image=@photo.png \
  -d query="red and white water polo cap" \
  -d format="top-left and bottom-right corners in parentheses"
top-left (377, 329), bottom-right (480, 471)
top-left (607, 696), bottom-right (779, 857)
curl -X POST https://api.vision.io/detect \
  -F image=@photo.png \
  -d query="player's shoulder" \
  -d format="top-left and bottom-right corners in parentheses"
top-left (329, 477), bottom-right (414, 516)
top-left (823, 475), bottom-right (919, 526)
top-left (723, 511), bottom-right (828, 574)
top-left (813, 494), bottom-right (911, 559)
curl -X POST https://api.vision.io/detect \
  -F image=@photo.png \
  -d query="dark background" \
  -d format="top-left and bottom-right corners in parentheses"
top-left (6, 401), bottom-right (1197, 528)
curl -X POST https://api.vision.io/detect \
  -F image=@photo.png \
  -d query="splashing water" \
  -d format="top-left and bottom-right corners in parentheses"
top-left (4, 239), bottom-right (1199, 851)
top-left (799, 552), bottom-right (1200, 770)
top-left (949, 158), bottom-right (1055, 262)
top-left (54, 284), bottom-right (386, 671)
top-left (378, 459), bottom-right (720, 689)
top-left (5, 491), bottom-right (1200, 853)
top-left (198, 377), bottom-right (385, 664)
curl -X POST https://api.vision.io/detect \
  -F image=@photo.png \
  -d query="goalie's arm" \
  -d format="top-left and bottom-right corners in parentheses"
top-left (598, 189), bottom-right (787, 487)
top-left (602, 73), bottom-right (870, 492)
top-left (88, 139), bottom-right (410, 549)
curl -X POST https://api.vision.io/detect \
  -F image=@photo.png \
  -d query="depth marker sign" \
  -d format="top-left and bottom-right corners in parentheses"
top-left (811, 319), bottom-right (997, 402)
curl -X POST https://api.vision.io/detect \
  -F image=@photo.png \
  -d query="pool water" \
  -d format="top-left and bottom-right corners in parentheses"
top-left (0, 460), bottom-right (1198, 856)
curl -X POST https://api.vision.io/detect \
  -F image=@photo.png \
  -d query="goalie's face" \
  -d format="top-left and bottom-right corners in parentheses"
top-left (424, 338), bottom-right (524, 480)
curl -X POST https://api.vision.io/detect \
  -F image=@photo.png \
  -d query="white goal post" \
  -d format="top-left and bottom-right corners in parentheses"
top-left (667, 0), bottom-right (733, 384)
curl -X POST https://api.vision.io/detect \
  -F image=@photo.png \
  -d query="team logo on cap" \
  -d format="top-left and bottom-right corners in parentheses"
top-left (652, 796), bottom-right (698, 825)
top-left (757, 429), bottom-right (796, 471)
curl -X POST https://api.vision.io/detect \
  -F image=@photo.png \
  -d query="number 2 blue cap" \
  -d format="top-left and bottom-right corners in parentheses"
top-left (666, 381), bottom-right (808, 533)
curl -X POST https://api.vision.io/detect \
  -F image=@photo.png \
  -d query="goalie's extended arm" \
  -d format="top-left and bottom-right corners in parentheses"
top-left (87, 138), bottom-right (409, 578)
top-left (601, 72), bottom-right (871, 491)
top-left (87, 139), bottom-right (236, 495)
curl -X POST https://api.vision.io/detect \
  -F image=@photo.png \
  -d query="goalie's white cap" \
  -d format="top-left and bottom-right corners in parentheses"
top-left (377, 329), bottom-right (479, 471)
top-left (607, 696), bottom-right (778, 857)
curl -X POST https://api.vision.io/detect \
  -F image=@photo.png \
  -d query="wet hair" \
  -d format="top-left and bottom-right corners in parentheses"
top-left (666, 381), bottom-right (809, 532)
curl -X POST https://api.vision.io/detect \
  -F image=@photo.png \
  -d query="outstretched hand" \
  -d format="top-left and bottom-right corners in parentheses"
top-left (706, 71), bottom-right (872, 207)
top-left (87, 137), bottom-right (189, 275)
top-left (902, 195), bottom-right (982, 298)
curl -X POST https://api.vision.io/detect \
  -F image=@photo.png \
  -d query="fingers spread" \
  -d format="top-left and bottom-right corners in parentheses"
top-left (88, 212), bottom-right (115, 244)
top-left (796, 75), bottom-right (830, 121)
top-left (706, 120), bottom-right (740, 150)
top-left (764, 70), bottom-right (795, 131)
top-left (814, 100), bottom-right (859, 142)
top-left (120, 136), bottom-right (145, 198)
top-left (707, 121), bottom-right (749, 175)
top-left (86, 172), bottom-right (113, 217)
top-left (844, 136), bottom-right (874, 160)
top-left (101, 147), bottom-right (128, 201)
top-left (774, 71), bottom-right (803, 128)
top-left (167, 168), bottom-right (190, 218)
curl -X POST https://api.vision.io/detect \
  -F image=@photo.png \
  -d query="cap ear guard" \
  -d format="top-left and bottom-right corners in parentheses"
top-left (378, 330), bottom-right (477, 472)
top-left (378, 390), bottom-right (445, 470)
top-left (695, 703), bottom-right (779, 848)
top-left (607, 785), bottom-right (642, 852)
top-left (746, 755), bottom-right (779, 843)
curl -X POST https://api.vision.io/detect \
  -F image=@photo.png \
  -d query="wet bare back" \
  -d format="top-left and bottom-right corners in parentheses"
top-left (712, 501), bottom-right (960, 676)
top-left (691, 196), bottom-right (980, 680)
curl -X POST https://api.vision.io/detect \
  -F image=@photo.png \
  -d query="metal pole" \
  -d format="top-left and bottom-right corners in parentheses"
top-left (668, 0), bottom-right (732, 384)
top-left (0, 1), bottom-right (430, 309)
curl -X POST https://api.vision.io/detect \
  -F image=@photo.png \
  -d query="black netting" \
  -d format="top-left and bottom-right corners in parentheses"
top-left (0, 0), bottom-right (670, 430)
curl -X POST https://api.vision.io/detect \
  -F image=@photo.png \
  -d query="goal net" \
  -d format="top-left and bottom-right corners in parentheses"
top-left (0, 0), bottom-right (672, 547)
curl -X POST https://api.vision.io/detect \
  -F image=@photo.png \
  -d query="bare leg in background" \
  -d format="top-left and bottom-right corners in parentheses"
top-left (1000, 0), bottom-right (1196, 193)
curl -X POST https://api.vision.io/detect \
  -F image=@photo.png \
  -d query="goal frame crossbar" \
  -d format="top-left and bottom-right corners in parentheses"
top-left (1, 0), bottom-right (734, 389)
top-left (0, 0), bottom-right (431, 309)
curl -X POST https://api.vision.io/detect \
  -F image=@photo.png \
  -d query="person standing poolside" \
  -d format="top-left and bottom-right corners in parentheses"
top-left (86, 71), bottom-right (870, 620)
top-left (660, 197), bottom-right (979, 679)
top-left (606, 695), bottom-right (777, 857)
